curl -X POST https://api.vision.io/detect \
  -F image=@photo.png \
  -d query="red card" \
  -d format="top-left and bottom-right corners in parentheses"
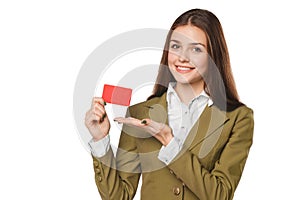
top-left (102, 84), bottom-right (132, 106)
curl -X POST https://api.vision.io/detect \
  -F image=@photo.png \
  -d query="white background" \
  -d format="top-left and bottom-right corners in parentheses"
top-left (1, 0), bottom-right (300, 199)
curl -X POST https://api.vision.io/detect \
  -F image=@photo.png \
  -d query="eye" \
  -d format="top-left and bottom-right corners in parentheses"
top-left (170, 43), bottom-right (181, 49)
top-left (192, 47), bottom-right (202, 52)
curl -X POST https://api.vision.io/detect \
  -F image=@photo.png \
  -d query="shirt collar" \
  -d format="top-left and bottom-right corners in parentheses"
top-left (166, 82), bottom-right (213, 107)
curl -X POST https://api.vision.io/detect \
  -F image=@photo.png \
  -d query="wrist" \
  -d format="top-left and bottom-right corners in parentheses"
top-left (163, 130), bottom-right (174, 146)
top-left (92, 133), bottom-right (107, 142)
top-left (92, 137), bottom-right (102, 142)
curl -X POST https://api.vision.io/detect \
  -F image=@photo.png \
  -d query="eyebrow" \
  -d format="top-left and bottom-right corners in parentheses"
top-left (170, 39), bottom-right (206, 47)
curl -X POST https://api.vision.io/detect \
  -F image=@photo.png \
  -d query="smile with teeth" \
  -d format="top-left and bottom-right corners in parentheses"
top-left (175, 65), bottom-right (195, 73)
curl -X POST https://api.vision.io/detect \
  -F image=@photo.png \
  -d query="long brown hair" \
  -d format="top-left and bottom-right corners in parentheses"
top-left (148, 8), bottom-right (243, 111)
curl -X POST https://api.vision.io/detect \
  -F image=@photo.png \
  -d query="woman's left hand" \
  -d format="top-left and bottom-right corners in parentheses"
top-left (114, 117), bottom-right (173, 146)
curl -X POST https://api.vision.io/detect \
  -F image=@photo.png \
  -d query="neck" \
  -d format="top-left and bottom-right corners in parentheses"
top-left (174, 81), bottom-right (205, 105)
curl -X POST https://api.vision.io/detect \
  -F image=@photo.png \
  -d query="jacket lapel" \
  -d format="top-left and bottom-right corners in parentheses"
top-left (138, 93), bottom-right (229, 157)
top-left (184, 105), bottom-right (229, 155)
top-left (142, 92), bottom-right (169, 125)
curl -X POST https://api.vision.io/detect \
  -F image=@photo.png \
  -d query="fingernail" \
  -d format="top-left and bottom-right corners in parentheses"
top-left (141, 120), bottom-right (147, 125)
top-left (104, 101), bottom-right (107, 106)
top-left (113, 119), bottom-right (121, 124)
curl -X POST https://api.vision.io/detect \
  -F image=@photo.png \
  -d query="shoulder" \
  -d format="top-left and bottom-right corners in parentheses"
top-left (226, 104), bottom-right (254, 126)
top-left (129, 95), bottom-right (162, 110)
top-left (228, 105), bottom-right (253, 116)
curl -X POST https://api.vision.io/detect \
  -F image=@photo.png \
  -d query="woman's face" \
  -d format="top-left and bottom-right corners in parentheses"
top-left (168, 25), bottom-right (208, 85)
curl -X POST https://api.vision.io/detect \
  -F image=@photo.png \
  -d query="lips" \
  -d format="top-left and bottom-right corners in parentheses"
top-left (175, 65), bottom-right (195, 73)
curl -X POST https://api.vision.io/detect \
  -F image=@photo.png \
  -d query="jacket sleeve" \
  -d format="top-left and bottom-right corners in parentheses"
top-left (168, 106), bottom-right (254, 200)
top-left (92, 114), bottom-right (141, 200)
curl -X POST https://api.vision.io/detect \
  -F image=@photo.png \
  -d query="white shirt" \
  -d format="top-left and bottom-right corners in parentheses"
top-left (88, 82), bottom-right (213, 165)
top-left (158, 82), bottom-right (213, 164)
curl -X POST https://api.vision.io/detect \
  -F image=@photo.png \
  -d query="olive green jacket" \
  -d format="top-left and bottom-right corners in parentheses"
top-left (92, 92), bottom-right (254, 200)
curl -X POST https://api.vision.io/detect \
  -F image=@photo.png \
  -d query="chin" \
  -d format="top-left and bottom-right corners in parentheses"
top-left (174, 77), bottom-right (193, 85)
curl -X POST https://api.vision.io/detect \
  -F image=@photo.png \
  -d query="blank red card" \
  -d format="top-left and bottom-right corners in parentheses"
top-left (102, 84), bottom-right (132, 106)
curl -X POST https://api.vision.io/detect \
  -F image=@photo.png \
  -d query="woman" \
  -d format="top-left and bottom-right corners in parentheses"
top-left (85, 8), bottom-right (254, 200)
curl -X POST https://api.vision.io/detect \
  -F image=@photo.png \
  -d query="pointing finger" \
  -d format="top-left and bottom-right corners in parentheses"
top-left (114, 117), bottom-right (141, 126)
top-left (140, 119), bottom-right (166, 134)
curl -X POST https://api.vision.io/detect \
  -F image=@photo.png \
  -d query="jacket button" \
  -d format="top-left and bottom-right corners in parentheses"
top-left (98, 176), bottom-right (103, 182)
top-left (173, 187), bottom-right (181, 195)
top-left (95, 168), bottom-right (101, 174)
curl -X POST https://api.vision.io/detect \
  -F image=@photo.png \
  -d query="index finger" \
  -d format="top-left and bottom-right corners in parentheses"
top-left (140, 119), bottom-right (165, 131)
top-left (92, 97), bottom-right (106, 106)
top-left (114, 117), bottom-right (143, 127)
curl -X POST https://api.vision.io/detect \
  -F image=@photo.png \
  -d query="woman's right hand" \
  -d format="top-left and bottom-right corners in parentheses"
top-left (85, 97), bottom-right (110, 141)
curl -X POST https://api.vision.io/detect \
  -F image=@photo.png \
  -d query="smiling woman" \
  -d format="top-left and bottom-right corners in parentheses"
top-left (150, 8), bottom-right (243, 112)
top-left (167, 25), bottom-right (208, 104)
top-left (85, 8), bottom-right (254, 200)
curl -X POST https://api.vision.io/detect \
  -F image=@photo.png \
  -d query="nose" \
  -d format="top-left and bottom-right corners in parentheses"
top-left (178, 50), bottom-right (189, 62)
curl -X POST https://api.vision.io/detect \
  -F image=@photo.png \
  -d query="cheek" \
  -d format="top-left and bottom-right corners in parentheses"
top-left (191, 54), bottom-right (208, 71)
top-left (167, 52), bottom-right (177, 66)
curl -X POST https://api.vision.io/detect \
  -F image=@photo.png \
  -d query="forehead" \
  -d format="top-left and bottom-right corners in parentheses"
top-left (170, 25), bottom-right (207, 46)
